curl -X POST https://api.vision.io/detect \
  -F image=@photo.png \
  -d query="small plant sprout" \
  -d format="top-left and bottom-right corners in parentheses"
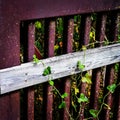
top-left (49, 80), bottom-right (54, 86)
top-left (77, 93), bottom-right (89, 103)
top-left (107, 83), bottom-right (117, 93)
top-left (58, 101), bottom-right (66, 109)
top-left (43, 66), bottom-right (51, 76)
top-left (33, 54), bottom-right (39, 63)
top-left (89, 109), bottom-right (98, 118)
top-left (77, 61), bottom-right (85, 71)
top-left (81, 72), bottom-right (92, 84)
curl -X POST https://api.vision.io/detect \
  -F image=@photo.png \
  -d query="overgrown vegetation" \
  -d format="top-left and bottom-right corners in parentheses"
top-left (33, 54), bottom-right (120, 120)
top-left (20, 11), bottom-right (120, 120)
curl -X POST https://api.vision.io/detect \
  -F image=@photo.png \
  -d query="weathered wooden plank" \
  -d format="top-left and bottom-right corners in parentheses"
top-left (0, 43), bottom-right (120, 94)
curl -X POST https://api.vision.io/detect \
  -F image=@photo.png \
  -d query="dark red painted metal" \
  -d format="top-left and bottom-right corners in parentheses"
top-left (80, 15), bottom-right (91, 45)
top-left (96, 14), bottom-right (107, 45)
top-left (112, 12), bottom-right (120, 42)
top-left (113, 64), bottom-right (120, 120)
top-left (83, 16), bottom-right (92, 45)
top-left (117, 91), bottom-right (120, 120)
top-left (63, 18), bottom-right (74, 53)
top-left (44, 19), bottom-right (56, 120)
top-left (28, 23), bottom-right (35, 61)
top-left (63, 79), bottom-right (71, 120)
top-left (0, 5), bottom-right (20, 68)
top-left (34, 45), bottom-right (42, 59)
top-left (44, 20), bottom-right (56, 58)
top-left (79, 15), bottom-right (91, 120)
top-left (114, 63), bottom-right (120, 120)
top-left (62, 17), bottom-right (74, 120)
top-left (104, 12), bottom-right (120, 120)
top-left (90, 14), bottom-right (107, 112)
top-left (0, 0), bottom-right (120, 21)
top-left (20, 22), bottom-right (35, 120)
top-left (90, 69), bottom-right (101, 110)
top-left (0, 1), bottom-right (120, 120)
top-left (114, 13), bottom-right (120, 120)
top-left (103, 65), bottom-right (114, 120)
top-left (0, 0), bottom-right (119, 68)
top-left (27, 23), bottom-right (35, 120)
top-left (27, 88), bottom-right (34, 120)
top-left (0, 92), bottom-right (20, 120)
top-left (0, 1), bottom-right (20, 119)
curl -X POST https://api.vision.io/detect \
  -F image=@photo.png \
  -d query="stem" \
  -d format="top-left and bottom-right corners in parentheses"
top-left (53, 86), bottom-right (74, 120)
top-left (117, 82), bottom-right (120, 87)
top-left (96, 92), bottom-right (110, 119)
top-left (53, 86), bottom-right (62, 97)
top-left (85, 40), bottom-right (120, 48)
top-left (83, 117), bottom-right (95, 120)
top-left (65, 107), bottom-right (74, 120)
top-left (76, 103), bottom-right (82, 120)
top-left (96, 83), bottom-right (120, 119)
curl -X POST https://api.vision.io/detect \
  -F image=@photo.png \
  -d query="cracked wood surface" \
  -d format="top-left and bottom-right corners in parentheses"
top-left (0, 44), bottom-right (120, 94)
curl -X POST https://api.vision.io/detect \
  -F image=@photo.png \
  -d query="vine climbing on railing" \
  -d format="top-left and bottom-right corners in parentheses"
top-left (33, 53), bottom-right (120, 120)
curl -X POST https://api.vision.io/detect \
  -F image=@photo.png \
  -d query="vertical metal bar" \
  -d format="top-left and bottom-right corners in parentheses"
top-left (117, 13), bottom-right (120, 120)
top-left (27, 88), bottom-right (34, 120)
top-left (27, 23), bottom-right (35, 61)
top-left (90, 14), bottom-right (107, 112)
top-left (44, 19), bottom-right (55, 58)
top-left (0, 9), bottom-right (20, 119)
top-left (117, 91), bottom-right (120, 120)
top-left (104, 12), bottom-right (119, 120)
top-left (20, 22), bottom-right (35, 120)
top-left (80, 15), bottom-right (91, 46)
top-left (96, 14), bottom-right (107, 45)
top-left (104, 65), bottom-right (115, 120)
top-left (113, 63), bottom-right (120, 120)
top-left (27, 23), bottom-right (35, 120)
top-left (108, 11), bottom-right (119, 42)
top-left (44, 19), bottom-right (56, 120)
top-left (90, 69), bottom-right (102, 110)
top-left (79, 15), bottom-right (91, 120)
top-left (63, 17), bottom-right (74, 53)
top-left (62, 17), bottom-right (74, 120)
top-left (0, 92), bottom-right (20, 120)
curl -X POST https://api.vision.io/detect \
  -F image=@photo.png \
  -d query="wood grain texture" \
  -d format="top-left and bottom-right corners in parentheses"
top-left (0, 43), bottom-right (120, 94)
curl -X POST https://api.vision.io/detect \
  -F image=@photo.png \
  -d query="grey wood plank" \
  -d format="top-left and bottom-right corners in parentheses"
top-left (0, 43), bottom-right (120, 94)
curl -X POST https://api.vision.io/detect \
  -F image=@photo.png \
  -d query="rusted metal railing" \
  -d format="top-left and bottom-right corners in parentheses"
top-left (0, 0), bottom-right (120, 120)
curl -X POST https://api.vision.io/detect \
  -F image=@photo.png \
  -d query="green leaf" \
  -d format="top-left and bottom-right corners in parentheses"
top-left (81, 73), bottom-right (92, 84)
top-left (78, 93), bottom-right (88, 103)
top-left (77, 61), bottom-right (85, 71)
top-left (115, 63), bottom-right (119, 72)
top-left (74, 87), bottom-right (79, 95)
top-left (58, 101), bottom-right (66, 109)
top-left (89, 109), bottom-right (98, 118)
top-left (43, 66), bottom-right (51, 76)
top-left (107, 84), bottom-right (117, 93)
top-left (49, 80), bottom-right (54, 86)
top-left (33, 54), bottom-right (39, 63)
top-left (35, 21), bottom-right (42, 29)
top-left (61, 93), bottom-right (68, 99)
